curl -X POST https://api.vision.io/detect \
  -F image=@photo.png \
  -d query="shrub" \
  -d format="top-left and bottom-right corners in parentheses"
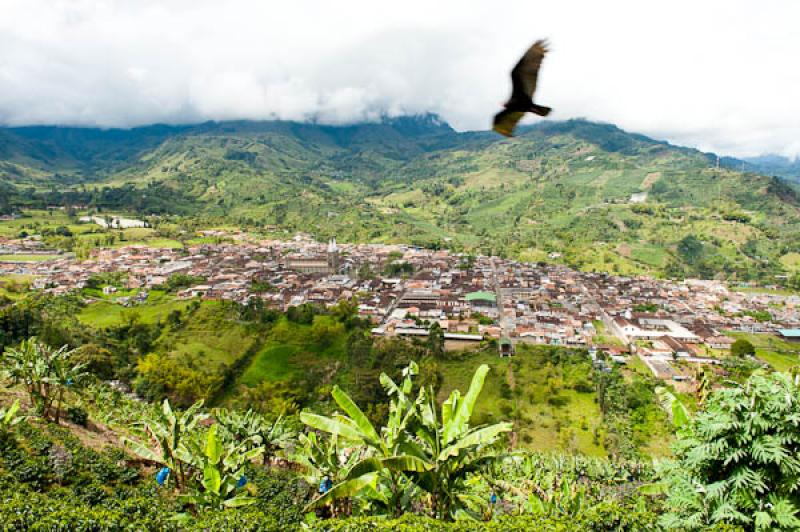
top-left (499, 381), bottom-right (512, 400)
top-left (66, 406), bottom-right (88, 427)
top-left (660, 371), bottom-right (800, 530)
top-left (547, 395), bottom-right (571, 407)
top-left (730, 338), bottom-right (755, 358)
top-left (314, 508), bottom-right (661, 531)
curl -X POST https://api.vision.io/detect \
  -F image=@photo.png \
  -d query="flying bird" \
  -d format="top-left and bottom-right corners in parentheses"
top-left (493, 40), bottom-right (552, 137)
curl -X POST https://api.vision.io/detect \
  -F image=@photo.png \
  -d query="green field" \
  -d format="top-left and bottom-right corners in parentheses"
top-left (780, 252), bottom-right (800, 271)
top-left (438, 345), bottom-right (669, 456)
top-left (240, 344), bottom-right (298, 385)
top-left (630, 244), bottom-right (668, 267)
top-left (734, 286), bottom-right (799, 296)
top-left (238, 316), bottom-right (347, 386)
top-left (0, 254), bottom-right (61, 262)
top-left (437, 351), bottom-right (508, 420)
top-left (0, 274), bottom-right (36, 300)
top-left (592, 320), bottom-right (625, 347)
top-left (78, 293), bottom-right (194, 328)
top-left (74, 227), bottom-right (184, 249)
top-left (0, 210), bottom-right (76, 237)
top-left (511, 346), bottom-right (606, 456)
top-left (1, 210), bottom-right (185, 253)
top-left (726, 331), bottom-right (800, 372)
top-left (152, 301), bottom-right (256, 368)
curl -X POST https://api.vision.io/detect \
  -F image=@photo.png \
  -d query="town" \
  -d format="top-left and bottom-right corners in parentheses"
top-left (2, 232), bottom-right (799, 387)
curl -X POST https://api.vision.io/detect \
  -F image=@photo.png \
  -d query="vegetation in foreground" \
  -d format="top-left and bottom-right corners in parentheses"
top-left (1, 331), bottom-right (800, 529)
top-left (1, 287), bottom-right (679, 458)
top-left (0, 273), bottom-right (799, 529)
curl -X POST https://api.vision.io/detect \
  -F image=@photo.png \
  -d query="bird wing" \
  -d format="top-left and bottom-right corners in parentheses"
top-left (493, 109), bottom-right (525, 137)
top-left (510, 40), bottom-right (548, 101)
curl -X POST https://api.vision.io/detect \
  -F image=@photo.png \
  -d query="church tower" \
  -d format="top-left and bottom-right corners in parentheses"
top-left (327, 237), bottom-right (339, 273)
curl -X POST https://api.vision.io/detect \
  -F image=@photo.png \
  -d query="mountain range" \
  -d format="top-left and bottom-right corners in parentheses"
top-left (1, 115), bottom-right (799, 281)
top-left (742, 154), bottom-right (800, 181)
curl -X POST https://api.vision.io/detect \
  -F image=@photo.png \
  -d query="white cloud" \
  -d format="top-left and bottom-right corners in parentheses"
top-left (0, 0), bottom-right (798, 157)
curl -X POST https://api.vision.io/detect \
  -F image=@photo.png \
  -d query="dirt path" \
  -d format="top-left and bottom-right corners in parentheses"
top-left (507, 361), bottom-right (516, 391)
top-left (507, 361), bottom-right (518, 449)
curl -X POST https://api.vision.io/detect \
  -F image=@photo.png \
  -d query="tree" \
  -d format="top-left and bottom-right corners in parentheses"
top-left (166, 309), bottom-right (183, 328)
top-left (311, 319), bottom-right (344, 349)
top-left (1, 338), bottom-right (89, 423)
top-left (236, 379), bottom-right (300, 416)
top-left (427, 322), bottom-right (445, 358)
top-left (677, 235), bottom-right (703, 265)
top-left (659, 371), bottom-right (800, 530)
top-left (330, 298), bottom-right (358, 326)
top-left (161, 273), bottom-right (206, 293)
top-left (135, 352), bottom-right (222, 407)
top-left (72, 343), bottom-right (115, 380)
top-left (731, 338), bottom-right (756, 358)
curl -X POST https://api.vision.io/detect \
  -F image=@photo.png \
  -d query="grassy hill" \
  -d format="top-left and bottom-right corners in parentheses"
top-left (2, 116), bottom-right (799, 281)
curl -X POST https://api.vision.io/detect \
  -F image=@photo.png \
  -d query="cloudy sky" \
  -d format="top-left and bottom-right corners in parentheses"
top-left (1, 0), bottom-right (798, 158)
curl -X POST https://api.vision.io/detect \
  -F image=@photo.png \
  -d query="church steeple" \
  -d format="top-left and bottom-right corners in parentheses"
top-left (327, 237), bottom-right (339, 272)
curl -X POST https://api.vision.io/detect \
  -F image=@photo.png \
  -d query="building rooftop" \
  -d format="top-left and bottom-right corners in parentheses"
top-left (465, 291), bottom-right (496, 303)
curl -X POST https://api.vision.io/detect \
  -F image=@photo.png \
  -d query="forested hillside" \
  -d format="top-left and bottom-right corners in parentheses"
top-left (2, 116), bottom-right (799, 281)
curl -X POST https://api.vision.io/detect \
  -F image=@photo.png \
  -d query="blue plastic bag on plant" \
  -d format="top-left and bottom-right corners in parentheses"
top-left (156, 467), bottom-right (170, 486)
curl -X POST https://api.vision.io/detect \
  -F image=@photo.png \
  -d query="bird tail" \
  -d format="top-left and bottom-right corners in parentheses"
top-left (530, 104), bottom-right (552, 117)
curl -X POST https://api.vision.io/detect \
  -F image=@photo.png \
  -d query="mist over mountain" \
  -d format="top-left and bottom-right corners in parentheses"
top-left (742, 154), bottom-right (800, 182)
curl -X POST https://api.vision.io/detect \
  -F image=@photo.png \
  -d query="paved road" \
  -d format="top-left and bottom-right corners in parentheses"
top-left (490, 258), bottom-right (516, 345)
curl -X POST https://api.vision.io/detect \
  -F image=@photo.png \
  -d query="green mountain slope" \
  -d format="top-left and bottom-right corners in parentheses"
top-left (1, 116), bottom-right (798, 281)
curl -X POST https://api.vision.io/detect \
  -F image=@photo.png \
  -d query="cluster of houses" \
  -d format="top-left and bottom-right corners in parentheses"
top-left (2, 233), bottom-right (799, 383)
top-left (0, 239), bottom-right (65, 259)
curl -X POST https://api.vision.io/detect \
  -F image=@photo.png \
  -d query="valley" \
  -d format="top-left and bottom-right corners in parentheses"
top-left (1, 117), bottom-right (800, 530)
top-left (2, 231), bottom-right (798, 458)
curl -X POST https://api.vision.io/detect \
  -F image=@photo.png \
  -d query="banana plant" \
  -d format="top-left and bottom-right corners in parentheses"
top-left (179, 424), bottom-right (262, 510)
top-left (525, 477), bottom-right (590, 517)
top-left (214, 408), bottom-right (294, 465)
top-left (123, 399), bottom-right (207, 490)
top-left (655, 386), bottom-right (691, 429)
top-left (298, 363), bottom-right (511, 519)
top-left (293, 431), bottom-right (346, 486)
top-left (50, 349), bottom-right (90, 424)
top-left (695, 367), bottom-right (712, 406)
top-left (1, 338), bottom-right (88, 422)
top-left (300, 362), bottom-right (427, 516)
top-left (404, 364), bottom-right (513, 520)
top-left (0, 399), bottom-right (23, 429)
top-left (1, 338), bottom-right (52, 416)
top-left (292, 430), bottom-right (362, 517)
